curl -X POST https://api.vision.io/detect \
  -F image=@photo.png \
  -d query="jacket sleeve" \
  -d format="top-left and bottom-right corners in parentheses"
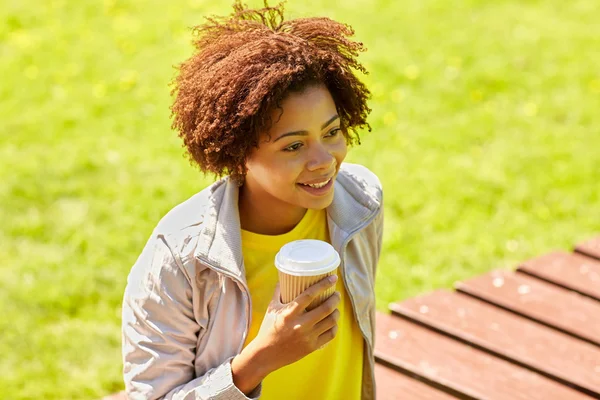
top-left (122, 232), bottom-right (262, 400)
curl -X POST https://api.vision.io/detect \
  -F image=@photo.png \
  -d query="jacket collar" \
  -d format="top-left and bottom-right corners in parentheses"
top-left (326, 168), bottom-right (380, 253)
top-left (194, 167), bottom-right (380, 280)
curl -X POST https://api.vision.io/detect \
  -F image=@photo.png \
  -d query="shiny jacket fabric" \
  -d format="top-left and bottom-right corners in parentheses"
top-left (122, 163), bottom-right (384, 400)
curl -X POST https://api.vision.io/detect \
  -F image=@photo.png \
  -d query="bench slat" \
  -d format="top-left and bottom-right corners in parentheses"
top-left (517, 251), bottom-right (600, 301)
top-left (455, 270), bottom-right (600, 346)
top-left (375, 363), bottom-right (458, 399)
top-left (389, 290), bottom-right (600, 397)
top-left (575, 236), bottom-right (600, 261)
top-left (375, 312), bottom-right (589, 400)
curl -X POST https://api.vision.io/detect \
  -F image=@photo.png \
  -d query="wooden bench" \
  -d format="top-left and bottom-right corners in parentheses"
top-left (375, 235), bottom-right (600, 399)
top-left (102, 235), bottom-right (600, 399)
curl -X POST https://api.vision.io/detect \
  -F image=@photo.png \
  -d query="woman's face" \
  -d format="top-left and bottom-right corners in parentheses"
top-left (244, 84), bottom-right (348, 212)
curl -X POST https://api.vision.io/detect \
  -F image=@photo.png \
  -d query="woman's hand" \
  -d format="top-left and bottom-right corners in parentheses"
top-left (254, 275), bottom-right (341, 369)
top-left (231, 275), bottom-right (340, 394)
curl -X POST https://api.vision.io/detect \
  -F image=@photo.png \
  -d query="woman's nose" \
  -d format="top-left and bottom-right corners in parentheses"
top-left (306, 144), bottom-right (335, 171)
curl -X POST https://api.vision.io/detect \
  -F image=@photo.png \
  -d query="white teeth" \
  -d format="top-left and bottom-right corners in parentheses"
top-left (304, 179), bottom-right (330, 188)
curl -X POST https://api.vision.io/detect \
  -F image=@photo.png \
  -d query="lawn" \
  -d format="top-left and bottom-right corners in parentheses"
top-left (1, 0), bottom-right (599, 398)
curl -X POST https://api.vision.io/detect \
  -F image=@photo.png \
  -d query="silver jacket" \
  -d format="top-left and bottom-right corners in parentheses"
top-left (122, 163), bottom-right (384, 400)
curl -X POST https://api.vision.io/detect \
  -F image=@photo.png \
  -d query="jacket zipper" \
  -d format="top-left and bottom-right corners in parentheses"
top-left (337, 207), bottom-right (381, 400)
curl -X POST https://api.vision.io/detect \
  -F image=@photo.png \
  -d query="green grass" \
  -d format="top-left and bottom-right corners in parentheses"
top-left (1, 0), bottom-right (599, 398)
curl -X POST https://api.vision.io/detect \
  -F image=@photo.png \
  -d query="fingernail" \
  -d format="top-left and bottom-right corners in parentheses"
top-left (329, 275), bottom-right (338, 283)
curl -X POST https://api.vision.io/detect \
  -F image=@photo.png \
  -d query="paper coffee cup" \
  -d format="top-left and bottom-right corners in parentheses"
top-left (274, 239), bottom-right (340, 311)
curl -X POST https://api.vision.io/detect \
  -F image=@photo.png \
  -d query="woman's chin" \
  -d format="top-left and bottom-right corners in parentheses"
top-left (299, 191), bottom-right (335, 210)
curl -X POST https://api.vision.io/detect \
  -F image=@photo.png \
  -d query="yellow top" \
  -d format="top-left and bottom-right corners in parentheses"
top-left (241, 208), bottom-right (364, 399)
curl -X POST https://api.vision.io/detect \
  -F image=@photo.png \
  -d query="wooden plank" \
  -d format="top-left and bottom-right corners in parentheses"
top-left (389, 290), bottom-right (600, 398)
top-left (517, 251), bottom-right (600, 301)
top-left (456, 270), bottom-right (600, 346)
top-left (374, 312), bottom-right (590, 400)
top-left (375, 363), bottom-right (458, 400)
top-left (576, 236), bottom-right (600, 261)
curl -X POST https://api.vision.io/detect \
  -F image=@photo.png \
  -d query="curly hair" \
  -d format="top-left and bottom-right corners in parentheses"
top-left (169, 0), bottom-right (372, 184)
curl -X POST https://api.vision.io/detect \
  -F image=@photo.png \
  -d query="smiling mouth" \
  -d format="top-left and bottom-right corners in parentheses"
top-left (296, 176), bottom-right (335, 196)
top-left (298, 178), bottom-right (332, 188)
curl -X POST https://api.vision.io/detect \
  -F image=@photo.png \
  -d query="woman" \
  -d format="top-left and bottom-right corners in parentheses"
top-left (122, 1), bottom-right (384, 399)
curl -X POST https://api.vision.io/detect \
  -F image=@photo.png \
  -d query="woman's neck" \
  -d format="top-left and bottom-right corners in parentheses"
top-left (238, 184), bottom-right (307, 236)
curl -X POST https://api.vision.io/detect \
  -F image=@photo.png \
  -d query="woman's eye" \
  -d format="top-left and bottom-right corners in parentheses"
top-left (283, 143), bottom-right (303, 152)
top-left (326, 128), bottom-right (341, 137)
top-left (283, 129), bottom-right (340, 152)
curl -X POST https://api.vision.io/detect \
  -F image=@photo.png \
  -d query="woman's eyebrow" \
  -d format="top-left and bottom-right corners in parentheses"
top-left (273, 114), bottom-right (340, 142)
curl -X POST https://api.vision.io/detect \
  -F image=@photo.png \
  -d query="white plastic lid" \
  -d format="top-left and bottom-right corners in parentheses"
top-left (274, 239), bottom-right (340, 276)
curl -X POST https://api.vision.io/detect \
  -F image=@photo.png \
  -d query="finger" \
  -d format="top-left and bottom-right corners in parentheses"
top-left (316, 324), bottom-right (339, 348)
top-left (303, 290), bottom-right (340, 324)
top-left (313, 309), bottom-right (340, 336)
top-left (289, 275), bottom-right (338, 314)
